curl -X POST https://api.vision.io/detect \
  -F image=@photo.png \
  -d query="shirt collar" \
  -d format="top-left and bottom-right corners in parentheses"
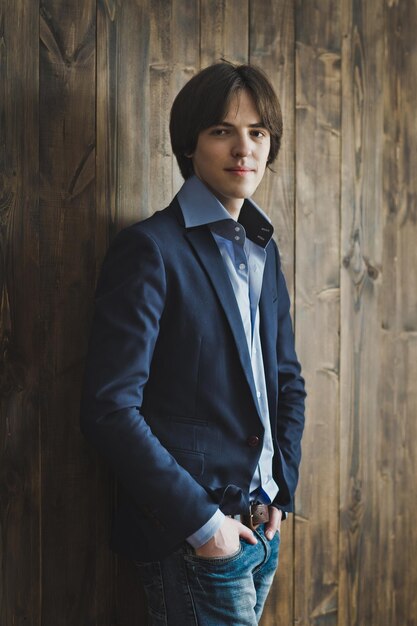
top-left (177, 175), bottom-right (274, 248)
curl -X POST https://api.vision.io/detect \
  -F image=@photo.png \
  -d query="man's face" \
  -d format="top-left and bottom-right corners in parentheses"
top-left (190, 89), bottom-right (271, 217)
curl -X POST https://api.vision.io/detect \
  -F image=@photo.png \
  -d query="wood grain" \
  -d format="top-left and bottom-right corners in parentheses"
top-left (380, 0), bottom-right (417, 623)
top-left (95, 0), bottom-right (153, 232)
top-left (0, 1), bottom-right (40, 624)
top-left (200, 0), bottom-right (249, 67)
top-left (339, 0), bottom-right (386, 623)
top-left (294, 1), bottom-right (341, 624)
top-left (170, 0), bottom-right (200, 194)
top-left (109, 0), bottom-right (152, 228)
top-left (39, 1), bottom-right (100, 623)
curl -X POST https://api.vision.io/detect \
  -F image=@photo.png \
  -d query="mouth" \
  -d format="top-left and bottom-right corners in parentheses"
top-left (224, 167), bottom-right (255, 176)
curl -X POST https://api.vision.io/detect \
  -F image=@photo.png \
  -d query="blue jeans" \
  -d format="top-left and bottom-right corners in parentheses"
top-left (135, 525), bottom-right (280, 625)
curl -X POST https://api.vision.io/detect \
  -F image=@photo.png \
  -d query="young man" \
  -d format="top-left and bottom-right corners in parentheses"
top-left (81, 61), bottom-right (306, 625)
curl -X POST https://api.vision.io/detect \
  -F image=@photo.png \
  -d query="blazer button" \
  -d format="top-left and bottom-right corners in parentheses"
top-left (247, 435), bottom-right (260, 447)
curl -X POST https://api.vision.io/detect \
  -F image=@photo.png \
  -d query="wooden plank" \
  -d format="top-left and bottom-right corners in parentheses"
top-left (200, 0), bottom-right (249, 67)
top-left (339, 0), bottom-right (385, 623)
top-left (294, 1), bottom-right (341, 624)
top-left (38, 2), bottom-right (100, 623)
top-left (112, 0), bottom-right (153, 227)
top-left (171, 0), bottom-right (200, 193)
top-left (149, 0), bottom-right (175, 211)
top-left (0, 1), bottom-right (40, 624)
top-left (249, 2), bottom-right (296, 625)
top-left (96, 0), bottom-right (120, 242)
top-left (149, 0), bottom-right (200, 205)
top-left (95, 0), bottom-right (152, 244)
top-left (379, 0), bottom-right (417, 623)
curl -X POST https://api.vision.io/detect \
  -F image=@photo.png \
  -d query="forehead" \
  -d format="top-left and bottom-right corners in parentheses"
top-left (222, 89), bottom-right (262, 123)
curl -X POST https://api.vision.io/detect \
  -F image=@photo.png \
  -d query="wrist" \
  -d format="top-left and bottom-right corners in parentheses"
top-left (186, 509), bottom-right (225, 549)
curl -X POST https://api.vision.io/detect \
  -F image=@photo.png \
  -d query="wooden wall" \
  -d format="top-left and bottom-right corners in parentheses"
top-left (1, 1), bottom-right (416, 624)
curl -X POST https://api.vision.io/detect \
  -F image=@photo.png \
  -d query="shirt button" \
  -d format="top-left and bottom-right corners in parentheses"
top-left (256, 391), bottom-right (261, 398)
top-left (235, 226), bottom-right (240, 232)
top-left (247, 435), bottom-right (260, 447)
top-left (234, 235), bottom-right (240, 241)
top-left (239, 263), bottom-right (246, 270)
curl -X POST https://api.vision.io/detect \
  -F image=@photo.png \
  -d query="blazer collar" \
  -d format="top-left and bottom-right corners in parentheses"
top-left (176, 175), bottom-right (274, 248)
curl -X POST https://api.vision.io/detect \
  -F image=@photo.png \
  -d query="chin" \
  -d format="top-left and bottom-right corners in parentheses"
top-left (231, 183), bottom-right (257, 198)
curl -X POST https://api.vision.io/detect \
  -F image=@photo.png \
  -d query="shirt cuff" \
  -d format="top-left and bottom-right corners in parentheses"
top-left (186, 509), bottom-right (225, 549)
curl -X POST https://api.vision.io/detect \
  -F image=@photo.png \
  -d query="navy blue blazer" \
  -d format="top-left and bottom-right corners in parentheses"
top-left (80, 197), bottom-right (306, 561)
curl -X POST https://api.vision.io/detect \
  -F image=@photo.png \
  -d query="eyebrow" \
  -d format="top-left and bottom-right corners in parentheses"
top-left (216, 121), bottom-right (267, 128)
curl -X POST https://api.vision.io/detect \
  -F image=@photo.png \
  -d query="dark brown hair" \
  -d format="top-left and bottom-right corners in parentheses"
top-left (169, 61), bottom-right (283, 179)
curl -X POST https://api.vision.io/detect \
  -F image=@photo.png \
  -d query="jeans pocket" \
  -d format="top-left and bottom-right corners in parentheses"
top-left (135, 560), bottom-right (166, 621)
top-left (185, 542), bottom-right (243, 566)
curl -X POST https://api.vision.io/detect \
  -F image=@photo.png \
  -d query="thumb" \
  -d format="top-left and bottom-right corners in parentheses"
top-left (237, 522), bottom-right (258, 545)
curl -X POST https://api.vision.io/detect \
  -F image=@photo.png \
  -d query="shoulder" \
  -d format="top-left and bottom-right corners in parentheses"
top-left (114, 198), bottom-right (183, 243)
top-left (99, 201), bottom-right (185, 284)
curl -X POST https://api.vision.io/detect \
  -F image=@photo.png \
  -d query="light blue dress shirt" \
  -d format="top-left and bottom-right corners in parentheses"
top-left (177, 175), bottom-right (279, 548)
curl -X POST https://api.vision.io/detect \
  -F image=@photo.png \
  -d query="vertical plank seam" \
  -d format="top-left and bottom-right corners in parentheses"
top-left (115, 6), bottom-right (120, 231)
top-left (292, 1), bottom-right (297, 623)
top-left (339, 5), bottom-right (345, 620)
top-left (247, 0), bottom-right (251, 63)
top-left (198, 0), bottom-right (202, 68)
top-left (37, 1), bottom-right (43, 623)
top-left (94, 2), bottom-right (99, 621)
top-left (337, 4), bottom-right (344, 625)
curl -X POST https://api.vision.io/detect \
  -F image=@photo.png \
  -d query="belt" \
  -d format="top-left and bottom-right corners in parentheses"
top-left (240, 503), bottom-right (269, 530)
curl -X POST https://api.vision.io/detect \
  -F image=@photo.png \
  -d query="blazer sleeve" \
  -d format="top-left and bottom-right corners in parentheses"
top-left (80, 226), bottom-right (219, 542)
top-left (272, 241), bottom-right (307, 512)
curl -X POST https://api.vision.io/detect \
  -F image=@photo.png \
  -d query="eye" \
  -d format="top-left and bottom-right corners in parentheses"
top-left (250, 129), bottom-right (268, 139)
top-left (210, 128), bottom-right (229, 136)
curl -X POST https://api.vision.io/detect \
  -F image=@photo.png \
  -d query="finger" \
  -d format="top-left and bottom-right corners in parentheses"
top-left (265, 507), bottom-right (282, 540)
top-left (237, 522), bottom-right (258, 544)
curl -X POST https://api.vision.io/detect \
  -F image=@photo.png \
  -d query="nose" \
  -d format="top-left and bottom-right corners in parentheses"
top-left (231, 133), bottom-right (252, 158)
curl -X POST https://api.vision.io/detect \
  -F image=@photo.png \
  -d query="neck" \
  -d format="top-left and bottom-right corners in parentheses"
top-left (225, 204), bottom-right (242, 221)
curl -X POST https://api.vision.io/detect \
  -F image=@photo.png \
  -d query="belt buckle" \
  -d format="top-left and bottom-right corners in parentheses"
top-left (241, 503), bottom-right (269, 530)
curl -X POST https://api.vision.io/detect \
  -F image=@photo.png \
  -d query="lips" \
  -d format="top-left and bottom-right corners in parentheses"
top-left (224, 167), bottom-right (255, 175)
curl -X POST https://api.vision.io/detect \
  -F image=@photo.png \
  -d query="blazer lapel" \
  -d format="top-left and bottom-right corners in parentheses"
top-left (259, 254), bottom-right (279, 424)
top-left (185, 227), bottom-right (260, 409)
